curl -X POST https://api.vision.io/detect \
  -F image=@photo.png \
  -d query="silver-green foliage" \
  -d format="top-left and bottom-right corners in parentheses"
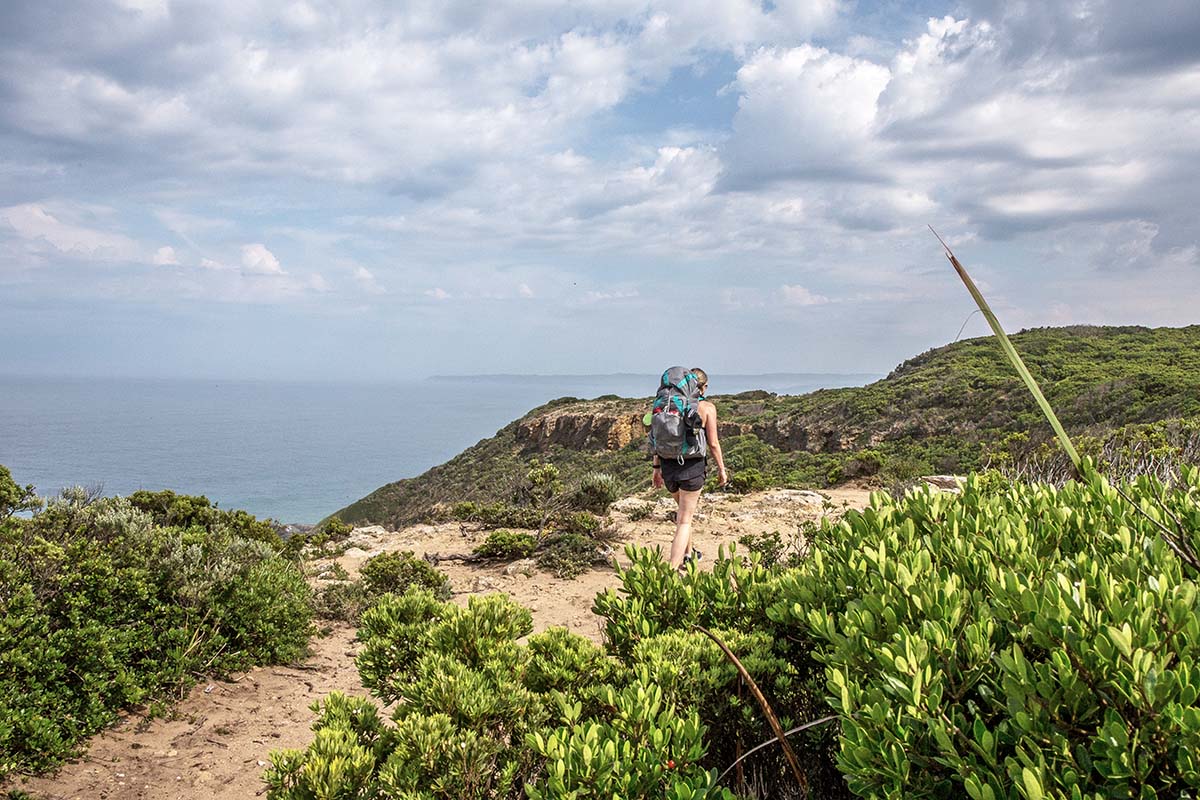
top-left (770, 470), bottom-right (1200, 798)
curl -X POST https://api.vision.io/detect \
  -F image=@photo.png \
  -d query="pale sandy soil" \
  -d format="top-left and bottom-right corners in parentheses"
top-left (4, 486), bottom-right (873, 800)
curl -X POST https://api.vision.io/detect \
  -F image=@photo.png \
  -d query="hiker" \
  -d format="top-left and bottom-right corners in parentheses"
top-left (649, 367), bottom-right (728, 570)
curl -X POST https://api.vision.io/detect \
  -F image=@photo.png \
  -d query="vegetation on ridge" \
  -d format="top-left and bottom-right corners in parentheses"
top-left (334, 324), bottom-right (1200, 527)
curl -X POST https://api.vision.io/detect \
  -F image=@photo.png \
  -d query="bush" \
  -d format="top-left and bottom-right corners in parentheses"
top-left (626, 502), bottom-right (653, 521)
top-left (359, 550), bottom-right (452, 601)
top-left (449, 501), bottom-right (542, 530)
top-left (128, 489), bottom-right (284, 549)
top-left (271, 591), bottom-right (597, 800)
top-left (725, 468), bottom-right (767, 494)
top-left (592, 545), bottom-right (847, 798)
top-left (559, 510), bottom-right (600, 535)
top-left (768, 469), bottom-right (1200, 798)
top-left (536, 533), bottom-right (601, 579)
top-left (312, 580), bottom-right (371, 623)
top-left (0, 478), bottom-right (314, 777)
top-left (473, 529), bottom-right (536, 560)
top-left (572, 471), bottom-right (620, 514)
top-left (306, 516), bottom-right (354, 548)
top-left (269, 587), bottom-right (735, 800)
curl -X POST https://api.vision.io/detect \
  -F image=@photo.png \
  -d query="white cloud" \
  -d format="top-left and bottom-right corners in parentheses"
top-left (723, 44), bottom-right (891, 185)
top-left (0, 203), bottom-right (141, 260)
top-left (240, 243), bottom-right (285, 275)
top-left (780, 284), bottom-right (830, 306)
top-left (353, 266), bottom-right (386, 295)
top-left (426, 287), bottom-right (451, 300)
top-left (519, 282), bottom-right (535, 298)
top-left (153, 245), bottom-right (179, 265)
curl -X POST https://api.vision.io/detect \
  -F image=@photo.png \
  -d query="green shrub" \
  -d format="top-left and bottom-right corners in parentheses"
top-left (559, 510), bottom-right (600, 535)
top-left (877, 454), bottom-right (930, 489)
top-left (592, 545), bottom-right (843, 798)
top-left (769, 470), bottom-right (1200, 799)
top-left (128, 489), bottom-right (284, 549)
top-left (726, 468), bottom-right (767, 494)
top-left (473, 529), bottom-right (536, 560)
top-left (273, 590), bottom-right (608, 800)
top-left (626, 502), bottom-right (653, 521)
top-left (526, 678), bottom-right (733, 800)
top-left (313, 580), bottom-right (371, 622)
top-left (449, 501), bottom-right (542, 530)
top-left (269, 585), bottom-right (741, 800)
top-left (537, 533), bottom-right (600, 579)
top-left (359, 550), bottom-right (451, 600)
top-left (0, 465), bottom-right (41, 522)
top-left (0, 479), bottom-right (314, 777)
top-left (306, 515), bottom-right (354, 548)
top-left (572, 471), bottom-right (620, 514)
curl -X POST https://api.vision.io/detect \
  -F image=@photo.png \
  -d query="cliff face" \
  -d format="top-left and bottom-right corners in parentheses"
top-left (513, 404), bottom-right (861, 455)
top-left (514, 406), bottom-right (646, 452)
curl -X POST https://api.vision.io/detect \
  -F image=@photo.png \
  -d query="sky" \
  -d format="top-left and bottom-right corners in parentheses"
top-left (1, 0), bottom-right (1198, 381)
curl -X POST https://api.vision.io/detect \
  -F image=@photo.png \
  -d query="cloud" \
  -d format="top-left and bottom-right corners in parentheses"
top-left (722, 44), bottom-right (891, 188)
top-left (152, 245), bottom-right (178, 265)
top-left (240, 243), bottom-right (284, 275)
top-left (780, 284), bottom-right (830, 306)
top-left (0, 202), bottom-right (141, 259)
top-left (353, 266), bottom-right (386, 295)
top-left (2, 1), bottom-right (1199, 379)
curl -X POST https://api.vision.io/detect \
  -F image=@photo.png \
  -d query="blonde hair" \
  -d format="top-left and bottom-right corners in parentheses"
top-left (690, 367), bottom-right (708, 393)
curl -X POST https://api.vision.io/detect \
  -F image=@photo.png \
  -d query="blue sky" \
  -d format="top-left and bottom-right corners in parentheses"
top-left (1, 0), bottom-right (1198, 380)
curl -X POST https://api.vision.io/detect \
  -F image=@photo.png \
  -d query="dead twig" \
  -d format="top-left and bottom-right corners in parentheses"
top-left (694, 625), bottom-right (809, 796)
top-left (715, 715), bottom-right (839, 787)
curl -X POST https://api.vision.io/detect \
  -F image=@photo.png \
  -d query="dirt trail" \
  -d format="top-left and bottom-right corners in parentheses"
top-left (6, 486), bottom-right (873, 800)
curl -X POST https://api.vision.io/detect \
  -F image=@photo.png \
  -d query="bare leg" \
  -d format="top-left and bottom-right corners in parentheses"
top-left (669, 488), bottom-right (702, 569)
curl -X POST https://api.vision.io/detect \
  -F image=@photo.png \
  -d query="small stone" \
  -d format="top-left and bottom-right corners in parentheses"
top-left (503, 558), bottom-right (537, 577)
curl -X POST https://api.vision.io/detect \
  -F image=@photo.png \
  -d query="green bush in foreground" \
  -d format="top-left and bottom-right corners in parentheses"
top-left (267, 589), bottom-right (731, 799)
top-left (0, 475), bottom-right (314, 778)
top-left (770, 469), bottom-right (1200, 798)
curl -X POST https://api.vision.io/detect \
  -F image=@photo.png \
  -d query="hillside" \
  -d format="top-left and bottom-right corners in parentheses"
top-left (334, 324), bottom-right (1200, 527)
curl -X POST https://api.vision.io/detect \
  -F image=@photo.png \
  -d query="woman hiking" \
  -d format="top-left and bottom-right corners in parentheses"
top-left (649, 367), bottom-right (728, 571)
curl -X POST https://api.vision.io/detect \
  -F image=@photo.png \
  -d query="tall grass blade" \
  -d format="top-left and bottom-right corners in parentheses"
top-left (929, 227), bottom-right (1082, 470)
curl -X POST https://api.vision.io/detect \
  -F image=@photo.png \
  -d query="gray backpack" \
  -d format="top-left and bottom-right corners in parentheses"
top-left (649, 367), bottom-right (708, 461)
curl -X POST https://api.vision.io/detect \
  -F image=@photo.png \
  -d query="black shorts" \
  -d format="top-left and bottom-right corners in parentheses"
top-left (661, 458), bottom-right (706, 493)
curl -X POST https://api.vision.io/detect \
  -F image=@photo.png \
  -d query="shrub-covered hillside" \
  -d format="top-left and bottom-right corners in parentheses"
top-left (334, 325), bottom-right (1200, 527)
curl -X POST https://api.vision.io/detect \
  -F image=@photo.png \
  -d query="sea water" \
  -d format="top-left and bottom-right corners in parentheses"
top-left (0, 372), bottom-right (877, 523)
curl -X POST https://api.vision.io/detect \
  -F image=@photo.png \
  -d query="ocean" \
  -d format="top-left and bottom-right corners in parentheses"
top-left (0, 372), bottom-right (878, 524)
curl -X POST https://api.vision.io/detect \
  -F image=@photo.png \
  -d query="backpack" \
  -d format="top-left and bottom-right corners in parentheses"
top-left (649, 366), bottom-right (708, 461)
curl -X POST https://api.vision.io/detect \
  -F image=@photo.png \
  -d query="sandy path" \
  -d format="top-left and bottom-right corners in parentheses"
top-left (5, 486), bottom-right (874, 800)
top-left (4, 625), bottom-right (366, 800)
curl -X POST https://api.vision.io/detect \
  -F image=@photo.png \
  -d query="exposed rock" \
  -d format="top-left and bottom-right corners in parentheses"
top-left (515, 407), bottom-right (646, 452)
top-left (611, 496), bottom-right (654, 514)
top-left (756, 489), bottom-right (826, 508)
top-left (922, 475), bottom-right (965, 492)
top-left (503, 558), bottom-right (537, 577)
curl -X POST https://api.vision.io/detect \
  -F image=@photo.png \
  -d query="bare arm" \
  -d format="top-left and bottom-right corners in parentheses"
top-left (701, 401), bottom-right (728, 486)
